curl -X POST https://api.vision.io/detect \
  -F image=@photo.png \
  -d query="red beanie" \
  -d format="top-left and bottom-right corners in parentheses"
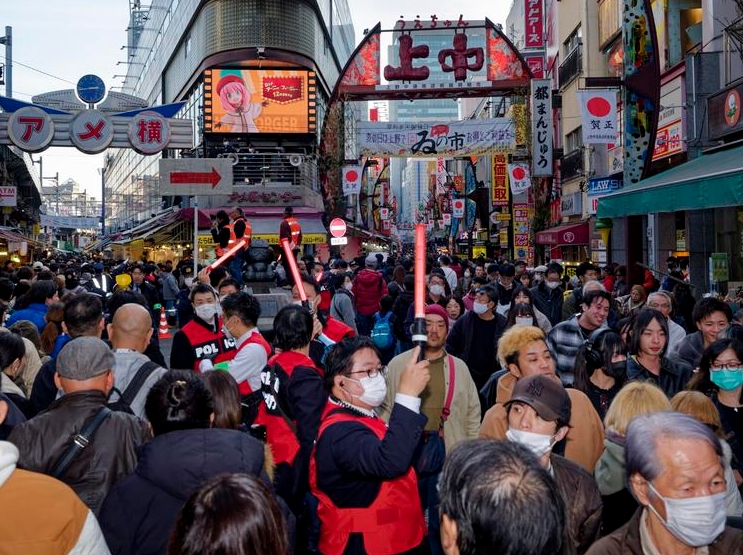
top-left (216, 74), bottom-right (244, 96)
top-left (425, 304), bottom-right (449, 333)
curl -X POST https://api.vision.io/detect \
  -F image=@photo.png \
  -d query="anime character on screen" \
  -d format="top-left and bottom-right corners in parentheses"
top-left (215, 73), bottom-right (267, 133)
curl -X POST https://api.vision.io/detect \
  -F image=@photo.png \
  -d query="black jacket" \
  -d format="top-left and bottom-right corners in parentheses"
top-left (8, 390), bottom-right (150, 515)
top-left (446, 311), bottom-right (507, 372)
top-left (552, 454), bottom-right (602, 555)
top-left (391, 289), bottom-right (413, 342)
top-left (625, 354), bottom-right (693, 397)
top-left (531, 282), bottom-right (565, 326)
top-left (99, 428), bottom-right (269, 555)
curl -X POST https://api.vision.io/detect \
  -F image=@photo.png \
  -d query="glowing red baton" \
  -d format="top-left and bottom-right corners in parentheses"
top-left (281, 238), bottom-right (307, 302)
top-left (206, 239), bottom-right (248, 272)
top-left (411, 224), bottom-right (428, 351)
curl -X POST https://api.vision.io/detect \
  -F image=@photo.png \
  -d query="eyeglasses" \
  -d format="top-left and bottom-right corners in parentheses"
top-left (710, 363), bottom-right (743, 372)
top-left (348, 365), bottom-right (388, 379)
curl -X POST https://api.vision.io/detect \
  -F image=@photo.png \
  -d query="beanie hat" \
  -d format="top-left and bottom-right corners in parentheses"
top-left (216, 74), bottom-right (244, 96)
top-left (425, 304), bottom-right (450, 334)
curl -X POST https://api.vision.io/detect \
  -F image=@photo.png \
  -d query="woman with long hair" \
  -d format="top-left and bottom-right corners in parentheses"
top-left (504, 285), bottom-right (552, 333)
top-left (573, 330), bottom-right (626, 419)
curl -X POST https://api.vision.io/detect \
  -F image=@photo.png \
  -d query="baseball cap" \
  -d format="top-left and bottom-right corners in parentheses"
top-left (365, 253), bottom-right (377, 269)
top-left (32, 261), bottom-right (43, 270)
top-left (57, 337), bottom-right (115, 381)
top-left (505, 375), bottom-right (571, 423)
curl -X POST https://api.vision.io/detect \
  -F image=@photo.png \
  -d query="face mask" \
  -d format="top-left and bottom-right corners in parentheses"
top-left (195, 303), bottom-right (217, 322)
top-left (647, 482), bottom-right (726, 547)
top-left (221, 324), bottom-right (234, 341)
top-left (348, 374), bottom-right (387, 407)
top-left (506, 428), bottom-right (554, 457)
top-left (534, 274), bottom-right (543, 283)
top-left (606, 360), bottom-right (627, 379)
top-left (515, 316), bottom-right (533, 327)
top-left (464, 270), bottom-right (471, 277)
top-left (429, 284), bottom-right (445, 296)
top-left (292, 300), bottom-right (303, 306)
top-left (344, 282), bottom-right (353, 291)
top-left (473, 301), bottom-right (490, 315)
top-left (710, 369), bottom-right (743, 391)
top-left (545, 281), bottom-right (560, 290)
top-left (184, 277), bottom-right (194, 288)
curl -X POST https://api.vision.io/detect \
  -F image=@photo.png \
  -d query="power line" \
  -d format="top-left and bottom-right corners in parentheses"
top-left (12, 59), bottom-right (77, 85)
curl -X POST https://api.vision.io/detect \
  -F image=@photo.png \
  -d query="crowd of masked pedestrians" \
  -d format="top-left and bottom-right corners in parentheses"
top-left (0, 250), bottom-right (742, 554)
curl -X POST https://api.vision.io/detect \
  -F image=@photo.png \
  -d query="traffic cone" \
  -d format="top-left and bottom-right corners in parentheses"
top-left (158, 306), bottom-right (172, 339)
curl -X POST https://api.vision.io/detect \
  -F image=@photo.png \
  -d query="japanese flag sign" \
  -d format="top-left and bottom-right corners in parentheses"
top-left (379, 207), bottom-right (389, 220)
top-left (342, 165), bottom-right (363, 196)
top-left (508, 163), bottom-right (531, 194)
top-left (452, 199), bottom-right (465, 218)
top-left (578, 90), bottom-right (618, 144)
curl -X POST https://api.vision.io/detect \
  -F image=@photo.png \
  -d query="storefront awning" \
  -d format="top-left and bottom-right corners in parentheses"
top-left (249, 215), bottom-right (327, 244)
top-left (598, 145), bottom-right (743, 218)
top-left (535, 222), bottom-right (590, 246)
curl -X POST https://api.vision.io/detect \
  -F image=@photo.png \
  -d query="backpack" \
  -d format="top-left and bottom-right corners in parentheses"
top-left (107, 360), bottom-right (161, 414)
top-left (371, 312), bottom-right (394, 350)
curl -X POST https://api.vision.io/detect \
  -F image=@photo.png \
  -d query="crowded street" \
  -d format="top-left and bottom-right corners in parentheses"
top-left (2, 0), bottom-right (743, 554)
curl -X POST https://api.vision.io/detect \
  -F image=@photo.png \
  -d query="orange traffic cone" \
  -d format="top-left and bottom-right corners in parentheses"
top-left (158, 306), bottom-right (172, 339)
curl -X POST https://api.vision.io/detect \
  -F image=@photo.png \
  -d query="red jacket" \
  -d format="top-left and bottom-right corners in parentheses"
top-left (310, 409), bottom-right (426, 555)
top-left (352, 269), bottom-right (388, 316)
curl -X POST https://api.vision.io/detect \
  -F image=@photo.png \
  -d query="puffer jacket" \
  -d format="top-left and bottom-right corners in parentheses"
top-left (8, 390), bottom-right (150, 515)
top-left (98, 428), bottom-right (269, 555)
top-left (552, 454), bottom-right (602, 555)
top-left (352, 269), bottom-right (388, 316)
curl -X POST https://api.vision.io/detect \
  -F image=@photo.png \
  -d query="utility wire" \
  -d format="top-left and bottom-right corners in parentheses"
top-left (11, 59), bottom-right (77, 85)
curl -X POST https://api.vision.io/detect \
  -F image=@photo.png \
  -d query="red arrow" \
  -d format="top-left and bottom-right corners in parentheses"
top-left (169, 168), bottom-right (221, 188)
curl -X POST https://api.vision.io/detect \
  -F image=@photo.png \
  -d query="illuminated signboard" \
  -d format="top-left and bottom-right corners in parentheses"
top-left (204, 69), bottom-right (316, 134)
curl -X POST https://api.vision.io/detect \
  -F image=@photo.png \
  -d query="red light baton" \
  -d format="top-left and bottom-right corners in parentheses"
top-left (281, 238), bottom-right (307, 303)
top-left (412, 224), bottom-right (428, 358)
top-left (205, 239), bottom-right (248, 273)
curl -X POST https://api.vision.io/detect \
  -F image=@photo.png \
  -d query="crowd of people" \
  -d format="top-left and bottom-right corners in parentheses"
top-left (0, 250), bottom-right (743, 554)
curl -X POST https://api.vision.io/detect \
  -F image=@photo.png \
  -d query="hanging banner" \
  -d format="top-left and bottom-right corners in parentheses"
top-left (342, 165), bottom-right (363, 196)
top-left (525, 0), bottom-right (545, 48)
top-left (452, 199), bottom-right (465, 218)
top-left (508, 163), bottom-right (532, 194)
top-left (379, 207), bottom-right (390, 220)
top-left (443, 213), bottom-right (452, 225)
top-left (577, 89), bottom-right (618, 144)
top-left (492, 154), bottom-right (510, 206)
top-left (531, 80), bottom-right (553, 176)
top-left (357, 119), bottom-right (516, 158)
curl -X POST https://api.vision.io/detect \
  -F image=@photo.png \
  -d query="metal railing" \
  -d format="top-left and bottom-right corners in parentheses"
top-left (559, 44), bottom-right (582, 88)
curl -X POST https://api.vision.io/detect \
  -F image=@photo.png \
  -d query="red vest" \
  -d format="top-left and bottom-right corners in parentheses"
top-left (234, 331), bottom-right (272, 396)
top-left (255, 350), bottom-right (321, 466)
top-left (180, 317), bottom-right (237, 372)
top-left (323, 315), bottom-right (355, 343)
top-left (228, 217), bottom-right (252, 247)
top-left (285, 217), bottom-right (301, 245)
top-left (310, 408), bottom-right (426, 555)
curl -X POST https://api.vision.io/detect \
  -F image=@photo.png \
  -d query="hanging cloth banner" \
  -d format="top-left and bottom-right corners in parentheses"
top-left (356, 119), bottom-right (515, 158)
top-left (577, 89), bottom-right (618, 144)
top-left (342, 165), bottom-right (363, 196)
top-left (507, 163), bottom-right (532, 194)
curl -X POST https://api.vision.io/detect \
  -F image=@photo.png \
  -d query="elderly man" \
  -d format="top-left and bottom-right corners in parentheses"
top-left (505, 374), bottom-right (602, 554)
top-left (439, 439), bottom-right (567, 555)
top-left (647, 291), bottom-right (687, 354)
top-left (108, 303), bottom-right (167, 418)
top-left (547, 286), bottom-right (612, 386)
top-left (446, 285), bottom-right (508, 391)
top-left (586, 412), bottom-right (743, 554)
top-left (479, 325), bottom-right (604, 472)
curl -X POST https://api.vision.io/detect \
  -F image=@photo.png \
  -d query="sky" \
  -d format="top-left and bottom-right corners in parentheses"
top-left (2, 0), bottom-right (513, 199)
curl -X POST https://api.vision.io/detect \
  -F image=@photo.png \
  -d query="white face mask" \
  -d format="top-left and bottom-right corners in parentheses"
top-left (545, 280), bottom-right (560, 290)
top-left (429, 284), bottom-right (445, 297)
top-left (473, 301), bottom-right (490, 315)
top-left (506, 428), bottom-right (554, 457)
top-left (184, 277), bottom-right (194, 288)
top-left (647, 482), bottom-right (726, 547)
top-left (464, 270), bottom-right (471, 277)
top-left (344, 282), bottom-right (353, 291)
top-left (348, 374), bottom-right (387, 407)
top-left (515, 316), bottom-right (533, 327)
top-left (195, 303), bottom-right (218, 322)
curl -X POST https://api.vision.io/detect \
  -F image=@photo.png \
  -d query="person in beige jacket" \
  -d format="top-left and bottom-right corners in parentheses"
top-left (479, 325), bottom-right (604, 473)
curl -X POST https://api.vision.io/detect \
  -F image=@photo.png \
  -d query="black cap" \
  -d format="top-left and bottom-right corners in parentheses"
top-left (505, 375), bottom-right (571, 423)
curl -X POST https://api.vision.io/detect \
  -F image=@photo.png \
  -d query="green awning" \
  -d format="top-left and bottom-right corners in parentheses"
top-left (597, 145), bottom-right (743, 218)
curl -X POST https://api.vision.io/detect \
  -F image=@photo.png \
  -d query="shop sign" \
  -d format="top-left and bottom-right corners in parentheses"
top-left (0, 186), bottom-right (17, 208)
top-left (525, 0), bottom-right (544, 48)
top-left (492, 153), bottom-right (510, 206)
top-left (531, 79), bottom-right (552, 176)
top-left (709, 81), bottom-right (743, 140)
top-left (560, 191), bottom-right (582, 216)
top-left (587, 178), bottom-right (622, 196)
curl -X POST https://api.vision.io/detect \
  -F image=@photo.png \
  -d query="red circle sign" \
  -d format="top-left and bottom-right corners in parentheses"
top-left (512, 166), bottom-right (526, 180)
top-left (329, 217), bottom-right (347, 238)
top-left (344, 170), bottom-right (358, 182)
top-left (587, 97), bottom-right (611, 117)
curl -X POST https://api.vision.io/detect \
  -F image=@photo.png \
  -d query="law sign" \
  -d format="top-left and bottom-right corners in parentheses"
top-left (159, 159), bottom-right (234, 196)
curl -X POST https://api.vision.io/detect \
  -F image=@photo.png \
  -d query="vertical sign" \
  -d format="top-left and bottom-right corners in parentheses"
top-left (525, 0), bottom-right (545, 48)
top-left (492, 154), bottom-right (510, 206)
top-left (531, 80), bottom-right (552, 176)
top-left (577, 90), bottom-right (618, 144)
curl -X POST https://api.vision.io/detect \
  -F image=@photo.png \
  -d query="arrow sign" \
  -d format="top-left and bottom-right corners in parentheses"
top-left (159, 158), bottom-right (233, 196)
top-left (170, 168), bottom-right (221, 188)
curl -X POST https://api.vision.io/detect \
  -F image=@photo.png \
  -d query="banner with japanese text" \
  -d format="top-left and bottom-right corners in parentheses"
top-left (492, 154), bottom-right (510, 206)
top-left (342, 165), bottom-right (363, 196)
top-left (508, 163), bottom-right (532, 194)
top-left (577, 89), bottom-right (618, 144)
top-left (512, 203), bottom-right (534, 265)
top-left (357, 119), bottom-right (516, 158)
top-left (531, 80), bottom-right (553, 176)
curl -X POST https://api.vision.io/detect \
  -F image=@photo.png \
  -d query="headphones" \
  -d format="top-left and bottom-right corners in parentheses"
top-left (584, 327), bottom-right (610, 371)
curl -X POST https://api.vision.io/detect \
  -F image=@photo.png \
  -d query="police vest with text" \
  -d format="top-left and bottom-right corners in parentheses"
top-left (180, 318), bottom-right (237, 372)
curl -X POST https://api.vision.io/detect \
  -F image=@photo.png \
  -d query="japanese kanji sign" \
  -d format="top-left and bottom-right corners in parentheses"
top-left (508, 163), bottom-right (532, 194)
top-left (531, 79), bottom-right (552, 177)
top-left (525, 0), bottom-right (545, 48)
top-left (357, 119), bottom-right (515, 158)
top-left (452, 199), bottom-right (465, 218)
top-left (492, 154), bottom-right (510, 206)
top-left (577, 90), bottom-right (618, 144)
top-left (342, 166), bottom-right (363, 196)
top-left (129, 111), bottom-right (172, 155)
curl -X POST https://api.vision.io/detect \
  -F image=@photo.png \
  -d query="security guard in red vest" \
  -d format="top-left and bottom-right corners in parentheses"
top-left (226, 207), bottom-right (251, 285)
top-left (310, 338), bottom-right (430, 555)
top-left (279, 206), bottom-right (303, 286)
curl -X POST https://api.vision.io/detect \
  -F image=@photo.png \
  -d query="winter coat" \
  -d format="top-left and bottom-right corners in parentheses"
top-left (99, 428), bottom-right (269, 555)
top-left (330, 289), bottom-right (357, 334)
top-left (531, 282), bottom-right (565, 326)
top-left (352, 269), bottom-right (388, 316)
top-left (552, 454), bottom-right (602, 555)
top-left (6, 302), bottom-right (48, 332)
top-left (391, 289), bottom-right (413, 342)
